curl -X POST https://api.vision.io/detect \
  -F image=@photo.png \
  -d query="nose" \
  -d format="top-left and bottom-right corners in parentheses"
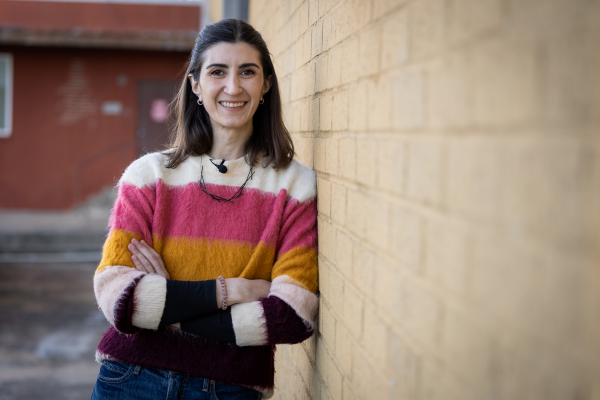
top-left (224, 73), bottom-right (243, 96)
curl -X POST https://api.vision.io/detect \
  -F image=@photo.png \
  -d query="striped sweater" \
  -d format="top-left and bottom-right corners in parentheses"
top-left (93, 152), bottom-right (319, 398)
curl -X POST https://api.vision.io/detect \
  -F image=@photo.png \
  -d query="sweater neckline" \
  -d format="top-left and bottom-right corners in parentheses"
top-left (188, 153), bottom-right (254, 178)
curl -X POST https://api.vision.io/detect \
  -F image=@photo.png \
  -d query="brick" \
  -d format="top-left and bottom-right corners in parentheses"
top-left (364, 196), bottom-right (391, 251)
top-left (388, 334), bottom-right (420, 400)
top-left (303, 31), bottom-right (312, 65)
top-left (341, 37), bottom-right (358, 85)
top-left (348, 81), bottom-right (367, 131)
top-left (393, 71), bottom-right (424, 129)
top-left (338, 137), bottom-right (356, 181)
top-left (335, 230), bottom-right (353, 277)
top-left (346, 189), bottom-right (366, 239)
top-left (350, 346), bottom-right (391, 399)
top-left (402, 281), bottom-right (440, 351)
top-left (381, 9), bottom-right (409, 70)
top-left (331, 182), bottom-right (347, 226)
top-left (378, 139), bottom-right (405, 195)
top-left (472, 37), bottom-right (538, 125)
top-left (325, 137), bottom-right (339, 175)
top-left (372, 0), bottom-right (406, 21)
top-left (299, 99), bottom-right (310, 131)
top-left (331, 91), bottom-right (348, 131)
top-left (352, 245), bottom-right (375, 300)
top-left (425, 218), bottom-right (470, 296)
top-left (420, 363), bottom-right (472, 400)
top-left (391, 206), bottom-right (423, 272)
top-left (342, 379), bottom-right (357, 400)
top-left (319, 298), bottom-right (336, 349)
top-left (428, 53), bottom-right (471, 128)
top-left (406, 139), bottom-right (443, 205)
top-left (362, 307), bottom-right (389, 368)
top-left (305, 61), bottom-right (316, 97)
top-left (335, 321), bottom-right (353, 377)
top-left (343, 284), bottom-right (363, 340)
top-left (327, 46), bottom-right (343, 89)
top-left (446, 137), bottom-right (504, 223)
top-left (298, 1), bottom-right (309, 36)
top-left (354, 138), bottom-right (377, 187)
top-left (310, 97), bottom-right (320, 130)
top-left (322, 12), bottom-right (334, 51)
top-left (407, 0), bottom-right (446, 60)
top-left (319, 94), bottom-right (333, 130)
top-left (358, 25), bottom-right (380, 78)
top-left (309, 0), bottom-right (319, 27)
top-left (315, 53), bottom-right (329, 93)
top-left (317, 176), bottom-right (332, 217)
top-left (314, 137), bottom-right (326, 172)
top-left (367, 77), bottom-right (393, 130)
top-left (319, 260), bottom-right (345, 317)
top-left (311, 19), bottom-right (323, 59)
top-left (318, 216), bottom-right (336, 262)
top-left (293, 135), bottom-right (314, 169)
top-left (291, 68), bottom-right (306, 101)
top-left (449, 0), bottom-right (503, 44)
top-left (440, 307), bottom-right (495, 397)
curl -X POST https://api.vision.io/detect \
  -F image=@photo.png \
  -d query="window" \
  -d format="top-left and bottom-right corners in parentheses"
top-left (0, 54), bottom-right (13, 138)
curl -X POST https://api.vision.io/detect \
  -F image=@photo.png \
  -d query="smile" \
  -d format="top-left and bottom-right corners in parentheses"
top-left (219, 101), bottom-right (247, 108)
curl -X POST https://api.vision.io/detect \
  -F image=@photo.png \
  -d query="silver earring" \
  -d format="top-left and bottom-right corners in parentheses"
top-left (197, 98), bottom-right (203, 106)
top-left (259, 98), bottom-right (264, 104)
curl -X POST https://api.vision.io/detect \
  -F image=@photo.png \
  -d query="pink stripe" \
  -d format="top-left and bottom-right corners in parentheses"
top-left (109, 183), bottom-right (156, 243)
top-left (277, 198), bottom-right (318, 257)
top-left (111, 180), bottom-right (317, 251)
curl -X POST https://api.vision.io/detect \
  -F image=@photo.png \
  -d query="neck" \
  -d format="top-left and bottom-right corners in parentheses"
top-left (208, 122), bottom-right (253, 161)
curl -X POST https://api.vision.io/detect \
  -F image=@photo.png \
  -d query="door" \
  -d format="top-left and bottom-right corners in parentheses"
top-left (137, 80), bottom-right (178, 156)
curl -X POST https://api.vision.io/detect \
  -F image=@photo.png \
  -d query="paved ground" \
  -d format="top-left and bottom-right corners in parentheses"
top-left (0, 261), bottom-right (109, 400)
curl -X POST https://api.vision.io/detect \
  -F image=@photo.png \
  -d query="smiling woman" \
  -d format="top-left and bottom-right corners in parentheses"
top-left (90, 19), bottom-right (318, 400)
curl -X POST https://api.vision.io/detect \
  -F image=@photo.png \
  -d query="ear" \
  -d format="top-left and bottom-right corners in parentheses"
top-left (188, 73), bottom-right (202, 99)
top-left (262, 75), bottom-right (273, 96)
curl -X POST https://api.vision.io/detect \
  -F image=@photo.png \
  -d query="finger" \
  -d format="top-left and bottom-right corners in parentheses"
top-left (138, 240), bottom-right (170, 279)
top-left (128, 243), bottom-right (154, 273)
top-left (130, 245), bottom-right (156, 275)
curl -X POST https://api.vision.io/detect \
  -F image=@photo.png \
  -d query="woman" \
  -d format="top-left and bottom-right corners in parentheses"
top-left (91, 19), bottom-right (318, 400)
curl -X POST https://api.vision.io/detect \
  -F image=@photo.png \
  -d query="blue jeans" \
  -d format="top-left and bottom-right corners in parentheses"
top-left (91, 360), bottom-right (262, 400)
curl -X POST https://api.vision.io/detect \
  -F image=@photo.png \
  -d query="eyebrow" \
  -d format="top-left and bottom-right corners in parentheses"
top-left (205, 62), bottom-right (261, 70)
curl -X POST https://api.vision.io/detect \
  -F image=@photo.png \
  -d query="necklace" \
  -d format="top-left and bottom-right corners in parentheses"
top-left (198, 163), bottom-right (255, 203)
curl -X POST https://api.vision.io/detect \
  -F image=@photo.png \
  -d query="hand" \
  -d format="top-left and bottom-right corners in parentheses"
top-left (219, 278), bottom-right (271, 307)
top-left (128, 238), bottom-right (171, 280)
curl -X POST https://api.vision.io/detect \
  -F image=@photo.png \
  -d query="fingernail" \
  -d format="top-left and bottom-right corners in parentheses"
top-left (141, 240), bottom-right (146, 244)
top-left (131, 238), bottom-right (136, 243)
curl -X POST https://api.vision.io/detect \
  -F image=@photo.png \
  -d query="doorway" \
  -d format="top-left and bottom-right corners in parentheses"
top-left (136, 80), bottom-right (178, 156)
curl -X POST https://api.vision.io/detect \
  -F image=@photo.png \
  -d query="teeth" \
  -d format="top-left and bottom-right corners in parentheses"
top-left (220, 102), bottom-right (245, 108)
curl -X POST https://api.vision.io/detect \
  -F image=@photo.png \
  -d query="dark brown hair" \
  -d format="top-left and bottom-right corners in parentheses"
top-left (165, 19), bottom-right (294, 170)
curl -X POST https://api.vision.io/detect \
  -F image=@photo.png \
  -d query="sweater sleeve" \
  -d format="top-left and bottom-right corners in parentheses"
top-left (230, 195), bottom-right (319, 346)
top-left (93, 158), bottom-right (168, 334)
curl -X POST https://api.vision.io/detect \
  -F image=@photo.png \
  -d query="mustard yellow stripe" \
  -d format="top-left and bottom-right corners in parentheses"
top-left (153, 236), bottom-right (275, 281)
top-left (96, 229), bottom-right (141, 274)
top-left (272, 246), bottom-right (318, 294)
top-left (97, 229), bottom-right (275, 281)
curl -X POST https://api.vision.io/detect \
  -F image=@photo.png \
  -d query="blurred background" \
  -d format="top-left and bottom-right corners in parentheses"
top-left (0, 0), bottom-right (599, 399)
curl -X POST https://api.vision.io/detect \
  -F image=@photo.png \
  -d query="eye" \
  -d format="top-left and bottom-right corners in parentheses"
top-left (240, 69), bottom-right (255, 76)
top-left (209, 69), bottom-right (225, 77)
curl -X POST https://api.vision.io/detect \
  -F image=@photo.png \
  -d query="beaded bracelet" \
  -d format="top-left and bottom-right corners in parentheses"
top-left (217, 275), bottom-right (228, 310)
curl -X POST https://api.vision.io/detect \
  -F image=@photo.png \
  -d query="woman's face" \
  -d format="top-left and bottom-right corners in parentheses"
top-left (189, 42), bottom-right (272, 134)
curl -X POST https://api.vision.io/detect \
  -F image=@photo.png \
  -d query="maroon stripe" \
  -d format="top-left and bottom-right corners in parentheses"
top-left (261, 296), bottom-right (313, 345)
top-left (112, 275), bottom-right (143, 335)
top-left (97, 327), bottom-right (275, 389)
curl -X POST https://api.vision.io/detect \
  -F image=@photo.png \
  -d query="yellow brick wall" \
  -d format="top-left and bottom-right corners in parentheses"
top-left (249, 1), bottom-right (600, 399)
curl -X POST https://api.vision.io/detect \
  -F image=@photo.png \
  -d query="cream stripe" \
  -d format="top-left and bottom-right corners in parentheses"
top-left (131, 274), bottom-right (167, 330)
top-left (230, 301), bottom-right (268, 346)
top-left (269, 275), bottom-right (319, 330)
top-left (120, 152), bottom-right (316, 203)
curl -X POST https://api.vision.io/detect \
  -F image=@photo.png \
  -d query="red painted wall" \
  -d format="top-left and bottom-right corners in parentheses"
top-left (0, 1), bottom-right (200, 33)
top-left (0, 45), bottom-right (189, 209)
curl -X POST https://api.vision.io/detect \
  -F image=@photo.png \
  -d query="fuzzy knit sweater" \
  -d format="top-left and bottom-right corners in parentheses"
top-left (93, 152), bottom-right (319, 398)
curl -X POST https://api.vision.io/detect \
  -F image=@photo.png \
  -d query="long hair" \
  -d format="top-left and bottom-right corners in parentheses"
top-left (165, 19), bottom-right (294, 170)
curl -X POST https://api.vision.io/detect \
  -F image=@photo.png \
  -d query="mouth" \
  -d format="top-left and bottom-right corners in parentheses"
top-left (219, 101), bottom-right (248, 109)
